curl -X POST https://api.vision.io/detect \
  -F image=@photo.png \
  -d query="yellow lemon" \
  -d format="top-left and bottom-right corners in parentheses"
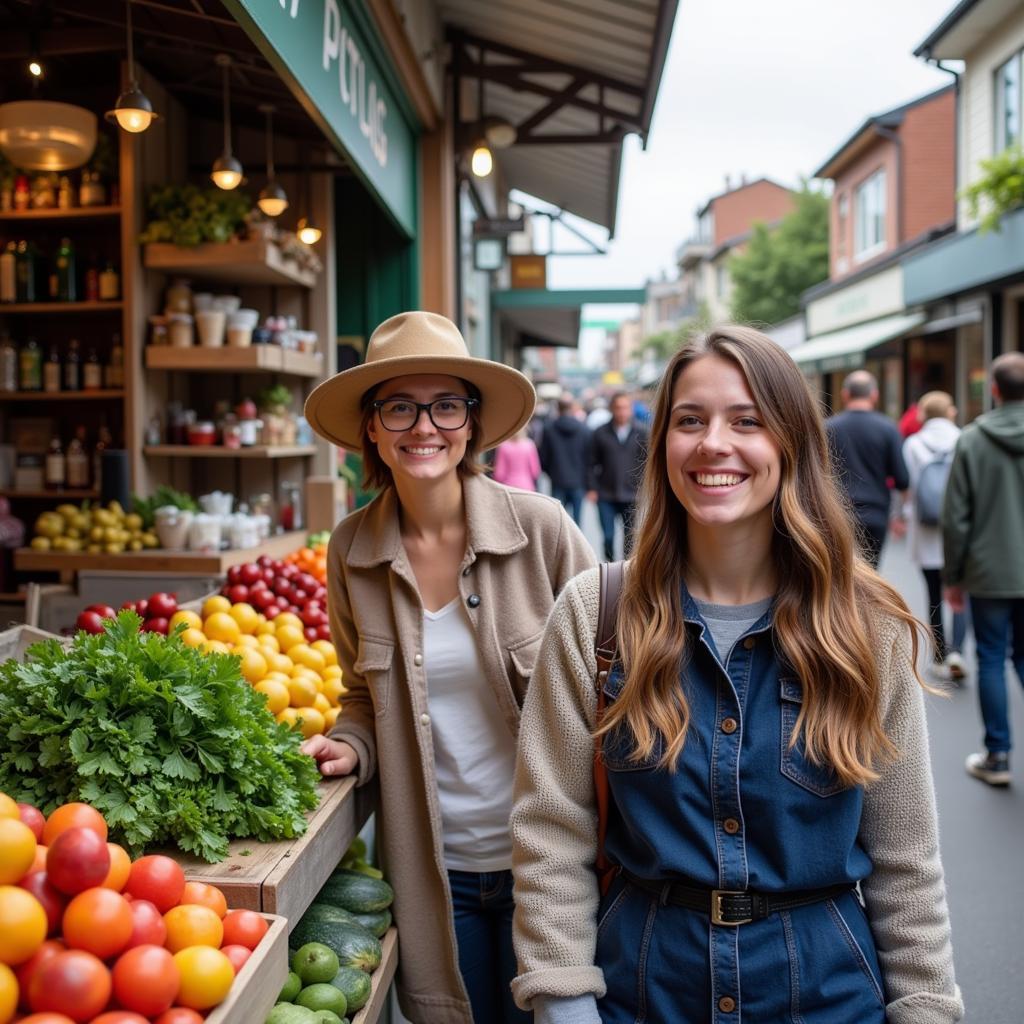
top-left (322, 665), bottom-right (343, 680)
top-left (289, 663), bottom-right (319, 680)
top-left (235, 646), bottom-right (268, 683)
top-left (287, 675), bottom-right (318, 708)
top-left (170, 609), bottom-right (203, 632)
top-left (312, 692), bottom-right (331, 714)
top-left (276, 707), bottom-right (301, 728)
top-left (181, 627), bottom-right (207, 649)
top-left (229, 602), bottom-right (260, 635)
top-left (235, 634), bottom-right (259, 649)
top-left (324, 706), bottom-right (341, 730)
top-left (203, 639), bottom-right (231, 655)
top-left (323, 677), bottom-right (346, 704)
top-left (203, 611), bottom-right (241, 645)
top-left (275, 612), bottom-right (303, 631)
top-left (266, 670), bottom-right (291, 683)
top-left (202, 594), bottom-right (232, 618)
top-left (257, 633), bottom-right (280, 653)
top-left (311, 640), bottom-right (338, 667)
top-left (254, 679), bottom-right (290, 715)
top-left (295, 707), bottom-right (326, 738)
top-left (290, 644), bottom-right (327, 674)
top-left (266, 652), bottom-right (294, 674)
top-left (256, 619), bottom-right (276, 636)
top-left (275, 624), bottom-right (306, 652)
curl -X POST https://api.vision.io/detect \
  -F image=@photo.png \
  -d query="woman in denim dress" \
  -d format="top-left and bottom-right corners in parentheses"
top-left (511, 326), bottom-right (963, 1024)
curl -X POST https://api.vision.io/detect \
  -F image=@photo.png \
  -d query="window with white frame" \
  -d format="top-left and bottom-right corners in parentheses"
top-left (995, 51), bottom-right (1022, 152)
top-left (716, 263), bottom-right (729, 297)
top-left (854, 169), bottom-right (886, 261)
top-left (697, 209), bottom-right (714, 243)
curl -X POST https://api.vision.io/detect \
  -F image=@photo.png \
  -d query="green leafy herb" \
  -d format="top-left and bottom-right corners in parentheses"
top-left (131, 486), bottom-right (199, 530)
top-left (0, 612), bottom-right (320, 862)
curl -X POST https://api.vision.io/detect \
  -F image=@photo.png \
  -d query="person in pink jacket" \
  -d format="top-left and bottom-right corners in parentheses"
top-left (493, 427), bottom-right (541, 491)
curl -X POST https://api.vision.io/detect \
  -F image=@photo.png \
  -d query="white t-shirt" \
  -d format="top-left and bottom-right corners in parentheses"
top-left (423, 598), bottom-right (516, 871)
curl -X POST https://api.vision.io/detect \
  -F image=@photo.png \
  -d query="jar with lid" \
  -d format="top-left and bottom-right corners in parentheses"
top-left (279, 481), bottom-right (304, 531)
top-left (79, 170), bottom-right (107, 207)
top-left (165, 279), bottom-right (192, 314)
top-left (188, 421), bottom-right (217, 447)
top-left (168, 313), bottom-right (194, 348)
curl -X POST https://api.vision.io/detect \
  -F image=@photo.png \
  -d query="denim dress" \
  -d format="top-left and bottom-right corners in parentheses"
top-left (595, 590), bottom-right (887, 1024)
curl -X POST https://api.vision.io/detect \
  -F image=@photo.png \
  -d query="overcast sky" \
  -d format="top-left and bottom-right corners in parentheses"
top-left (542, 0), bottom-right (959, 344)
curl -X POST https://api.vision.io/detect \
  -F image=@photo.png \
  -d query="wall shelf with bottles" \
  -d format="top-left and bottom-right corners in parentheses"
top-left (0, 302), bottom-right (124, 315)
top-left (0, 207), bottom-right (122, 223)
top-left (0, 390), bottom-right (124, 402)
top-left (1, 488), bottom-right (99, 500)
top-left (145, 345), bottom-right (321, 377)
top-left (143, 445), bottom-right (317, 459)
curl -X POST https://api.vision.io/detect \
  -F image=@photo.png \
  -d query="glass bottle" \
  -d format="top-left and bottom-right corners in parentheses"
top-left (66, 427), bottom-right (90, 489)
top-left (55, 238), bottom-right (76, 302)
top-left (64, 338), bottom-right (81, 391)
top-left (45, 436), bottom-right (66, 490)
top-left (0, 242), bottom-right (15, 303)
top-left (13, 175), bottom-right (30, 211)
top-left (57, 176), bottom-right (74, 209)
top-left (79, 170), bottom-right (107, 208)
top-left (98, 262), bottom-right (119, 301)
top-left (15, 240), bottom-right (36, 302)
top-left (83, 346), bottom-right (102, 390)
top-left (93, 424), bottom-right (113, 488)
top-left (106, 334), bottom-right (124, 389)
top-left (84, 254), bottom-right (100, 302)
top-left (0, 333), bottom-right (17, 392)
top-left (43, 343), bottom-right (61, 393)
top-left (19, 337), bottom-right (42, 391)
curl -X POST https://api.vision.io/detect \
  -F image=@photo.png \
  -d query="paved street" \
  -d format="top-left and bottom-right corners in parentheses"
top-left (578, 502), bottom-right (1024, 1021)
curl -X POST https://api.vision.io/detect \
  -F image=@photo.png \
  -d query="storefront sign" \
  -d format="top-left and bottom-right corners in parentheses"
top-left (224, 0), bottom-right (417, 238)
top-left (806, 265), bottom-right (903, 337)
top-left (510, 254), bottom-right (547, 290)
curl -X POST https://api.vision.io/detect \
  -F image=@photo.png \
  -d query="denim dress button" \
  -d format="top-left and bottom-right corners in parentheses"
top-left (743, 636), bottom-right (755, 649)
top-left (721, 717), bottom-right (738, 734)
top-left (718, 996), bottom-right (736, 1013)
top-left (722, 818), bottom-right (740, 835)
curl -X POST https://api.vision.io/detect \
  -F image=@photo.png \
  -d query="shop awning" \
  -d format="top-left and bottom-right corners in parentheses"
top-left (444, 1), bottom-right (678, 234)
top-left (501, 306), bottom-right (582, 349)
top-left (788, 311), bottom-right (926, 373)
top-left (492, 287), bottom-right (645, 349)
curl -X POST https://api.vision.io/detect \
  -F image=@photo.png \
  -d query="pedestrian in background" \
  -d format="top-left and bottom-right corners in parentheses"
top-left (902, 391), bottom-right (966, 682)
top-left (493, 426), bottom-right (541, 491)
top-left (586, 391), bottom-right (647, 560)
top-left (300, 312), bottom-right (595, 1023)
top-left (826, 370), bottom-right (909, 568)
top-left (539, 394), bottom-right (591, 524)
top-left (942, 351), bottom-right (1024, 787)
top-left (511, 326), bottom-right (961, 1024)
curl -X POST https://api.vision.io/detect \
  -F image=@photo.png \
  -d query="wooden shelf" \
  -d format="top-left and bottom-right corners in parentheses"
top-left (144, 239), bottom-right (317, 288)
top-left (0, 390), bottom-right (124, 401)
top-left (144, 445), bottom-right (317, 459)
top-left (145, 345), bottom-right (323, 378)
top-left (351, 928), bottom-right (398, 1024)
top-left (0, 206), bottom-right (121, 222)
top-left (13, 528), bottom-right (310, 575)
top-left (206, 914), bottom-right (288, 1024)
top-left (2, 489), bottom-right (99, 499)
top-left (0, 301), bottom-right (123, 314)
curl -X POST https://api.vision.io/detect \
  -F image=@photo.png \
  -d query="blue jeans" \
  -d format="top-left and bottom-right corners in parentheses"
top-left (448, 869), bottom-right (529, 1024)
top-left (970, 596), bottom-right (1024, 754)
top-left (551, 486), bottom-right (584, 525)
top-left (597, 499), bottom-right (635, 561)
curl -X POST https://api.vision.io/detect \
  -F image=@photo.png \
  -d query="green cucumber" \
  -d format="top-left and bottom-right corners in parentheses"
top-left (321, 869), bottom-right (394, 913)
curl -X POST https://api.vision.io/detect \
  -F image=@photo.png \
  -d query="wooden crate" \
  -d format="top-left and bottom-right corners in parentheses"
top-left (351, 927), bottom-right (399, 1024)
top-left (0, 623), bottom-right (67, 662)
top-left (177, 776), bottom-right (374, 926)
top-left (206, 913), bottom-right (289, 1024)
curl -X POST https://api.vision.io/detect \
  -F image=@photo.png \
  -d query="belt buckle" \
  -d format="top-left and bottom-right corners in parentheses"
top-left (711, 889), bottom-right (752, 927)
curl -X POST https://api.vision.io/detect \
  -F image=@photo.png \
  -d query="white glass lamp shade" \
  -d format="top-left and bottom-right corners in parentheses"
top-left (471, 144), bottom-right (493, 178)
top-left (211, 154), bottom-right (243, 190)
top-left (0, 101), bottom-right (97, 170)
top-left (258, 181), bottom-right (289, 217)
top-left (106, 87), bottom-right (158, 133)
top-left (297, 218), bottom-right (322, 244)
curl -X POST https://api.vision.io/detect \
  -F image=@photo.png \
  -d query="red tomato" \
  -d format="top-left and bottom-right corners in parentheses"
top-left (91, 1014), bottom-right (150, 1024)
top-left (238, 563), bottom-right (261, 586)
top-left (178, 882), bottom-right (227, 919)
top-left (125, 898), bottom-right (167, 949)
top-left (16, 939), bottom-right (65, 1009)
top-left (142, 617), bottom-right (170, 634)
top-left (219, 944), bottom-right (251, 973)
top-left (46, 828), bottom-right (110, 895)
top-left (75, 611), bottom-right (105, 635)
top-left (220, 909), bottom-right (268, 950)
top-left (17, 1015), bottom-right (77, 1023)
top-left (62, 888), bottom-right (133, 959)
top-left (18, 803), bottom-right (46, 842)
top-left (146, 592), bottom-right (178, 619)
top-left (226, 584), bottom-right (249, 604)
top-left (85, 604), bottom-right (117, 620)
top-left (112, 944), bottom-right (180, 1017)
top-left (18, 872), bottom-right (67, 935)
top-left (28, 949), bottom-right (112, 1022)
top-left (153, 1009), bottom-right (204, 1024)
top-left (262, 603), bottom-right (281, 619)
top-left (42, 804), bottom-right (108, 846)
top-left (124, 856), bottom-right (185, 913)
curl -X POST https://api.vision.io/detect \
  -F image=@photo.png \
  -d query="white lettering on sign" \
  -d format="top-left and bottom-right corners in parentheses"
top-left (280, 0), bottom-right (300, 16)
top-left (321, 0), bottom-right (389, 168)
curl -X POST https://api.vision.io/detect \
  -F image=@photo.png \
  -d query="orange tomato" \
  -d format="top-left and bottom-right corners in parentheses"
top-left (220, 910), bottom-right (268, 950)
top-left (62, 888), bottom-right (133, 959)
top-left (0, 817), bottom-right (38, 885)
top-left (0, 794), bottom-right (19, 820)
top-left (101, 844), bottom-right (131, 892)
top-left (178, 883), bottom-right (227, 920)
top-left (0, 884), bottom-right (48, 965)
top-left (42, 804), bottom-right (107, 846)
top-left (172, 946), bottom-right (234, 1010)
top-left (163, 905), bottom-right (223, 953)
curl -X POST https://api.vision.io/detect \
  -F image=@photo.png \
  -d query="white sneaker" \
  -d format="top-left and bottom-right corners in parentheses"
top-left (944, 651), bottom-right (967, 683)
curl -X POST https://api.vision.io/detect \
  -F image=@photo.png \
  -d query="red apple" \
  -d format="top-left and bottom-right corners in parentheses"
top-left (18, 803), bottom-right (45, 842)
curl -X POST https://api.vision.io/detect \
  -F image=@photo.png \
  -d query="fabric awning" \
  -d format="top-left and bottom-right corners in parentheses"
top-left (501, 305), bottom-right (582, 348)
top-left (788, 312), bottom-right (926, 373)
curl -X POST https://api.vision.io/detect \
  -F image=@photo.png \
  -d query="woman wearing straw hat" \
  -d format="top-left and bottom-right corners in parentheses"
top-left (301, 311), bottom-right (596, 1024)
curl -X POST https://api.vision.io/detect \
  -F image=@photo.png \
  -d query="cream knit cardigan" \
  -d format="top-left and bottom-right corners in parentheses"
top-left (510, 567), bottom-right (964, 1023)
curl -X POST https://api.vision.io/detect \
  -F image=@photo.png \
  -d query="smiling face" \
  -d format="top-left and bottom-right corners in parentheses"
top-left (367, 374), bottom-right (473, 486)
top-left (665, 354), bottom-right (781, 532)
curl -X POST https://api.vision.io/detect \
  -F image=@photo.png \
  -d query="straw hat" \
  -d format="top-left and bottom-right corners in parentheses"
top-left (304, 311), bottom-right (536, 452)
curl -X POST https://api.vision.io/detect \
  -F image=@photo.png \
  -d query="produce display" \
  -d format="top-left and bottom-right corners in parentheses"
top-left (220, 554), bottom-right (330, 641)
top-left (30, 501), bottom-right (159, 554)
top-left (0, 792), bottom-right (271, 1024)
top-left (77, 591), bottom-right (182, 636)
top-left (282, 540), bottom-right (329, 586)
top-left (268, 840), bottom-right (393, 1024)
top-left (0, 614), bottom-right (321, 861)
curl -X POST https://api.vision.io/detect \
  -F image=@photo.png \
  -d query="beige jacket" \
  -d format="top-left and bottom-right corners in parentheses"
top-left (511, 568), bottom-right (964, 1024)
top-left (327, 473), bottom-right (596, 1024)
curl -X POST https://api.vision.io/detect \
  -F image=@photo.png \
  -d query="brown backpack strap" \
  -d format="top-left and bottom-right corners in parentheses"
top-left (594, 560), bottom-right (624, 896)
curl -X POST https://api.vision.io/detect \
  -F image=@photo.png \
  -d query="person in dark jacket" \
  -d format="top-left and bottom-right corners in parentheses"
top-left (539, 395), bottom-right (591, 524)
top-left (826, 371), bottom-right (909, 568)
top-left (942, 352), bottom-right (1024, 787)
top-left (586, 392), bottom-right (647, 560)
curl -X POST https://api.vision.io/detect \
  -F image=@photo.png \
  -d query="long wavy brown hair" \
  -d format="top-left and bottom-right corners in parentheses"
top-left (598, 326), bottom-right (923, 785)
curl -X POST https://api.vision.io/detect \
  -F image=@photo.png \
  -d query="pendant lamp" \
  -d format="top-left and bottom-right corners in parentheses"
top-left (257, 104), bottom-right (288, 217)
top-left (106, 0), bottom-right (159, 133)
top-left (211, 54), bottom-right (242, 190)
top-left (296, 167), bottom-right (321, 244)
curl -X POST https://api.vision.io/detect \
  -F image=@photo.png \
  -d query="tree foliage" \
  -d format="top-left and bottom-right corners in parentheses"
top-left (729, 186), bottom-right (830, 326)
top-left (960, 147), bottom-right (1024, 233)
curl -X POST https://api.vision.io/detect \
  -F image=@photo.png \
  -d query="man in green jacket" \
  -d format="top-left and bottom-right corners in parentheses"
top-left (942, 351), bottom-right (1024, 786)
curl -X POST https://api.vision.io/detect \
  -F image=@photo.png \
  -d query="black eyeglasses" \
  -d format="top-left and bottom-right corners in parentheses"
top-left (372, 397), bottom-right (479, 432)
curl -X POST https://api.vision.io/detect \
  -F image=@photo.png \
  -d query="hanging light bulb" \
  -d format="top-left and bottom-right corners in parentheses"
top-left (210, 54), bottom-right (242, 189)
top-left (471, 142), bottom-right (493, 178)
top-left (28, 60), bottom-right (43, 79)
top-left (106, 0), bottom-right (159, 133)
top-left (297, 218), bottom-right (322, 245)
top-left (257, 104), bottom-right (288, 217)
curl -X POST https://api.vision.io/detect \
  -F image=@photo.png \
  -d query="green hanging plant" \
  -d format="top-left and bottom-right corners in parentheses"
top-left (139, 183), bottom-right (252, 247)
top-left (959, 147), bottom-right (1024, 233)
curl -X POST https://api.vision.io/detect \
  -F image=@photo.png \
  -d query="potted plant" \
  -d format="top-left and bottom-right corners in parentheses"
top-left (960, 147), bottom-right (1024, 233)
top-left (258, 384), bottom-right (296, 445)
top-left (139, 184), bottom-right (251, 247)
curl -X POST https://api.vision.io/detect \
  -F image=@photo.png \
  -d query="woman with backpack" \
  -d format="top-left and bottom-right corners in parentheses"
top-left (510, 326), bottom-right (962, 1024)
top-left (902, 391), bottom-right (966, 683)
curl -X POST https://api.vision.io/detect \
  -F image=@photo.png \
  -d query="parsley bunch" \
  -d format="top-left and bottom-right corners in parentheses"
top-left (0, 612), bottom-right (321, 862)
